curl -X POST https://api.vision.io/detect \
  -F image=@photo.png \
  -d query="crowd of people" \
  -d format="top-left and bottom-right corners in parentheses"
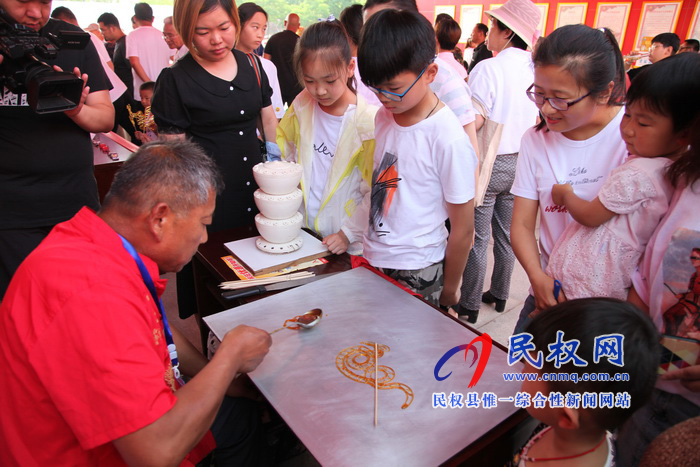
top-left (1, 0), bottom-right (699, 464)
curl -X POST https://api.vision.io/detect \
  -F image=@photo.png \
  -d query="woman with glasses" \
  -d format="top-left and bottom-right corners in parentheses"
top-left (455, 0), bottom-right (541, 324)
top-left (510, 24), bottom-right (627, 333)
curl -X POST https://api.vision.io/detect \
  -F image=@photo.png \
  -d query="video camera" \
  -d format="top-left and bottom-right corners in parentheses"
top-left (0, 8), bottom-right (89, 114)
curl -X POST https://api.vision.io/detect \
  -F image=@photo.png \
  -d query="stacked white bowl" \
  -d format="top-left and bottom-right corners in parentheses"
top-left (252, 161), bottom-right (304, 253)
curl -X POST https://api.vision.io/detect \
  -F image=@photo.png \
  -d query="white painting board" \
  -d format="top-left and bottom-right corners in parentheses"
top-left (634, 2), bottom-right (681, 50)
top-left (595, 3), bottom-right (631, 47)
top-left (689, 2), bottom-right (700, 41)
top-left (205, 267), bottom-right (523, 466)
top-left (224, 230), bottom-right (330, 275)
top-left (459, 5), bottom-right (483, 43)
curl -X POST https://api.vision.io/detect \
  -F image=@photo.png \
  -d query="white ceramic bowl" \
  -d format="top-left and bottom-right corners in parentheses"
top-left (255, 212), bottom-right (303, 244)
top-left (253, 161), bottom-right (302, 195)
top-left (254, 188), bottom-right (303, 220)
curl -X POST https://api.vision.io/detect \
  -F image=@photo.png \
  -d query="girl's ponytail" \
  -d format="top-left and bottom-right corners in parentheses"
top-left (600, 27), bottom-right (626, 106)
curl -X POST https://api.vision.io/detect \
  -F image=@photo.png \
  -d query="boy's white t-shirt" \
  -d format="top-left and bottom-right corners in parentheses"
top-left (363, 105), bottom-right (477, 270)
top-left (632, 183), bottom-right (700, 407)
top-left (307, 103), bottom-right (347, 229)
top-left (468, 47), bottom-right (538, 154)
top-left (511, 108), bottom-right (627, 269)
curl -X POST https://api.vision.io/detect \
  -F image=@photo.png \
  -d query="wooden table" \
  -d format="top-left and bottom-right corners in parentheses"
top-left (194, 230), bottom-right (535, 465)
top-left (191, 227), bottom-right (351, 350)
top-left (92, 132), bottom-right (138, 202)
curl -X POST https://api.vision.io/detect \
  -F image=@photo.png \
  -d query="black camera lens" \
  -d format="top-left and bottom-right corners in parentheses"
top-left (25, 63), bottom-right (83, 113)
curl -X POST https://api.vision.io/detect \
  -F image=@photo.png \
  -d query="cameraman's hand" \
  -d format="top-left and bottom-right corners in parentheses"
top-left (50, 65), bottom-right (113, 132)
top-left (52, 66), bottom-right (89, 118)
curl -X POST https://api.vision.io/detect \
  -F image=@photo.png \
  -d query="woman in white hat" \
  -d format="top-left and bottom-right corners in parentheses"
top-left (456, 0), bottom-right (541, 323)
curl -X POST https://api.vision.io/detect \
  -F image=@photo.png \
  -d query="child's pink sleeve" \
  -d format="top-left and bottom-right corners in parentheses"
top-left (598, 162), bottom-right (658, 214)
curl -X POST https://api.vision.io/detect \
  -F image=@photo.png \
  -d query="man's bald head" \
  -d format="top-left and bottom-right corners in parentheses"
top-left (285, 13), bottom-right (300, 32)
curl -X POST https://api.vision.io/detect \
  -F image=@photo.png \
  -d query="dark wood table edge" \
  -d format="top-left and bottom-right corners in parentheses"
top-left (193, 232), bottom-right (535, 464)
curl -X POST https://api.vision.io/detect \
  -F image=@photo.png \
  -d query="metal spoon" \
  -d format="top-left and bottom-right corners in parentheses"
top-left (270, 308), bottom-right (323, 334)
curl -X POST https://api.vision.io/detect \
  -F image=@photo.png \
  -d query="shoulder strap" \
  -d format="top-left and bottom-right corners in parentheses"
top-left (246, 52), bottom-right (262, 87)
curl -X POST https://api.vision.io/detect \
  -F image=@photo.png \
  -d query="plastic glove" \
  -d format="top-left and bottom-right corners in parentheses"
top-left (265, 141), bottom-right (282, 161)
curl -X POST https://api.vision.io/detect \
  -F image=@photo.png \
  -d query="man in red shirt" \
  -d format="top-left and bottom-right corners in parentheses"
top-left (0, 140), bottom-right (272, 465)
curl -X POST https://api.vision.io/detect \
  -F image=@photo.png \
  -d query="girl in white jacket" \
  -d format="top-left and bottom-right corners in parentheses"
top-left (277, 19), bottom-right (377, 255)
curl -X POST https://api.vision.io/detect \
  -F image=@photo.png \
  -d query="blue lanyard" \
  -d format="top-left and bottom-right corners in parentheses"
top-left (119, 235), bottom-right (185, 386)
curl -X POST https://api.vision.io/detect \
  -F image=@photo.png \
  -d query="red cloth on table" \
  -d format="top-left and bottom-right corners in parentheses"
top-left (0, 208), bottom-right (214, 465)
top-left (350, 255), bottom-right (423, 299)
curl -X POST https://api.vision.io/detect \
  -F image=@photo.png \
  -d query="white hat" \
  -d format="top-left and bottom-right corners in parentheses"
top-left (486, 0), bottom-right (542, 49)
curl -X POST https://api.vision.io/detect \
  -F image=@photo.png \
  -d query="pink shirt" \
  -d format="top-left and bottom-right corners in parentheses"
top-left (632, 182), bottom-right (700, 407)
top-left (546, 157), bottom-right (674, 300)
top-left (438, 51), bottom-right (468, 81)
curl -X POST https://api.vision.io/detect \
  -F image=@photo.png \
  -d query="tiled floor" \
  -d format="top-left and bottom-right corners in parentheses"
top-left (457, 246), bottom-right (530, 346)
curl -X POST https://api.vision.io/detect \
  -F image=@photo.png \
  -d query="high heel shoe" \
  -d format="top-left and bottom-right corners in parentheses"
top-left (482, 290), bottom-right (507, 312)
top-left (456, 304), bottom-right (479, 324)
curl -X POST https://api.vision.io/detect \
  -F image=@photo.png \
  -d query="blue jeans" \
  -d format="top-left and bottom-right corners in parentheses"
top-left (615, 389), bottom-right (700, 466)
top-left (513, 294), bottom-right (536, 334)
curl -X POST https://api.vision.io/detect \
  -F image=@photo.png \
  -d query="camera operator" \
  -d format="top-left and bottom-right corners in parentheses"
top-left (0, 0), bottom-right (114, 299)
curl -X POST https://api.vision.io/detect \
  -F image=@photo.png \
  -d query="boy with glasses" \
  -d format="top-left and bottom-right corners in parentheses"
top-left (357, 9), bottom-right (476, 309)
top-left (627, 32), bottom-right (680, 81)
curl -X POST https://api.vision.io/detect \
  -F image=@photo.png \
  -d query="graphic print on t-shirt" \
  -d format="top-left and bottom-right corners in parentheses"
top-left (661, 228), bottom-right (700, 337)
top-left (370, 151), bottom-right (401, 237)
top-left (543, 164), bottom-right (606, 214)
top-left (313, 141), bottom-right (334, 158)
top-left (0, 87), bottom-right (28, 107)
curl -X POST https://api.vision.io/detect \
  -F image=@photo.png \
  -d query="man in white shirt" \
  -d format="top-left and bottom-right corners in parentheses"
top-left (163, 16), bottom-right (188, 63)
top-left (126, 2), bottom-right (172, 99)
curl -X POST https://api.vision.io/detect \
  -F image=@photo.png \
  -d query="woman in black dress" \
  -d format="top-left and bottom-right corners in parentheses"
top-left (152, 0), bottom-right (278, 232)
top-left (152, 0), bottom-right (279, 318)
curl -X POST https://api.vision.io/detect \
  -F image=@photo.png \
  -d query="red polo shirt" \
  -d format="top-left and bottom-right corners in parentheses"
top-left (0, 208), bottom-right (192, 464)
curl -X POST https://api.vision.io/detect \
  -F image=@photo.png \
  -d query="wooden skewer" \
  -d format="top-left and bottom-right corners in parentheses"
top-left (219, 271), bottom-right (315, 290)
top-left (220, 271), bottom-right (313, 288)
top-left (374, 342), bottom-right (378, 427)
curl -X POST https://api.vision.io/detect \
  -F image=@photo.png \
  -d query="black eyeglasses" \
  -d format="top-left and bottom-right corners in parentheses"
top-left (691, 256), bottom-right (700, 260)
top-left (526, 84), bottom-right (592, 111)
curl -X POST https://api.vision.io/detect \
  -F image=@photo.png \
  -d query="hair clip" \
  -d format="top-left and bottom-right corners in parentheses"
top-left (318, 14), bottom-right (335, 22)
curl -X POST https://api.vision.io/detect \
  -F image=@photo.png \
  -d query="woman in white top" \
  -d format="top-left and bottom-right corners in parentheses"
top-left (236, 2), bottom-right (285, 118)
top-left (510, 24), bottom-right (628, 333)
top-left (435, 18), bottom-right (468, 81)
top-left (456, 0), bottom-right (541, 323)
